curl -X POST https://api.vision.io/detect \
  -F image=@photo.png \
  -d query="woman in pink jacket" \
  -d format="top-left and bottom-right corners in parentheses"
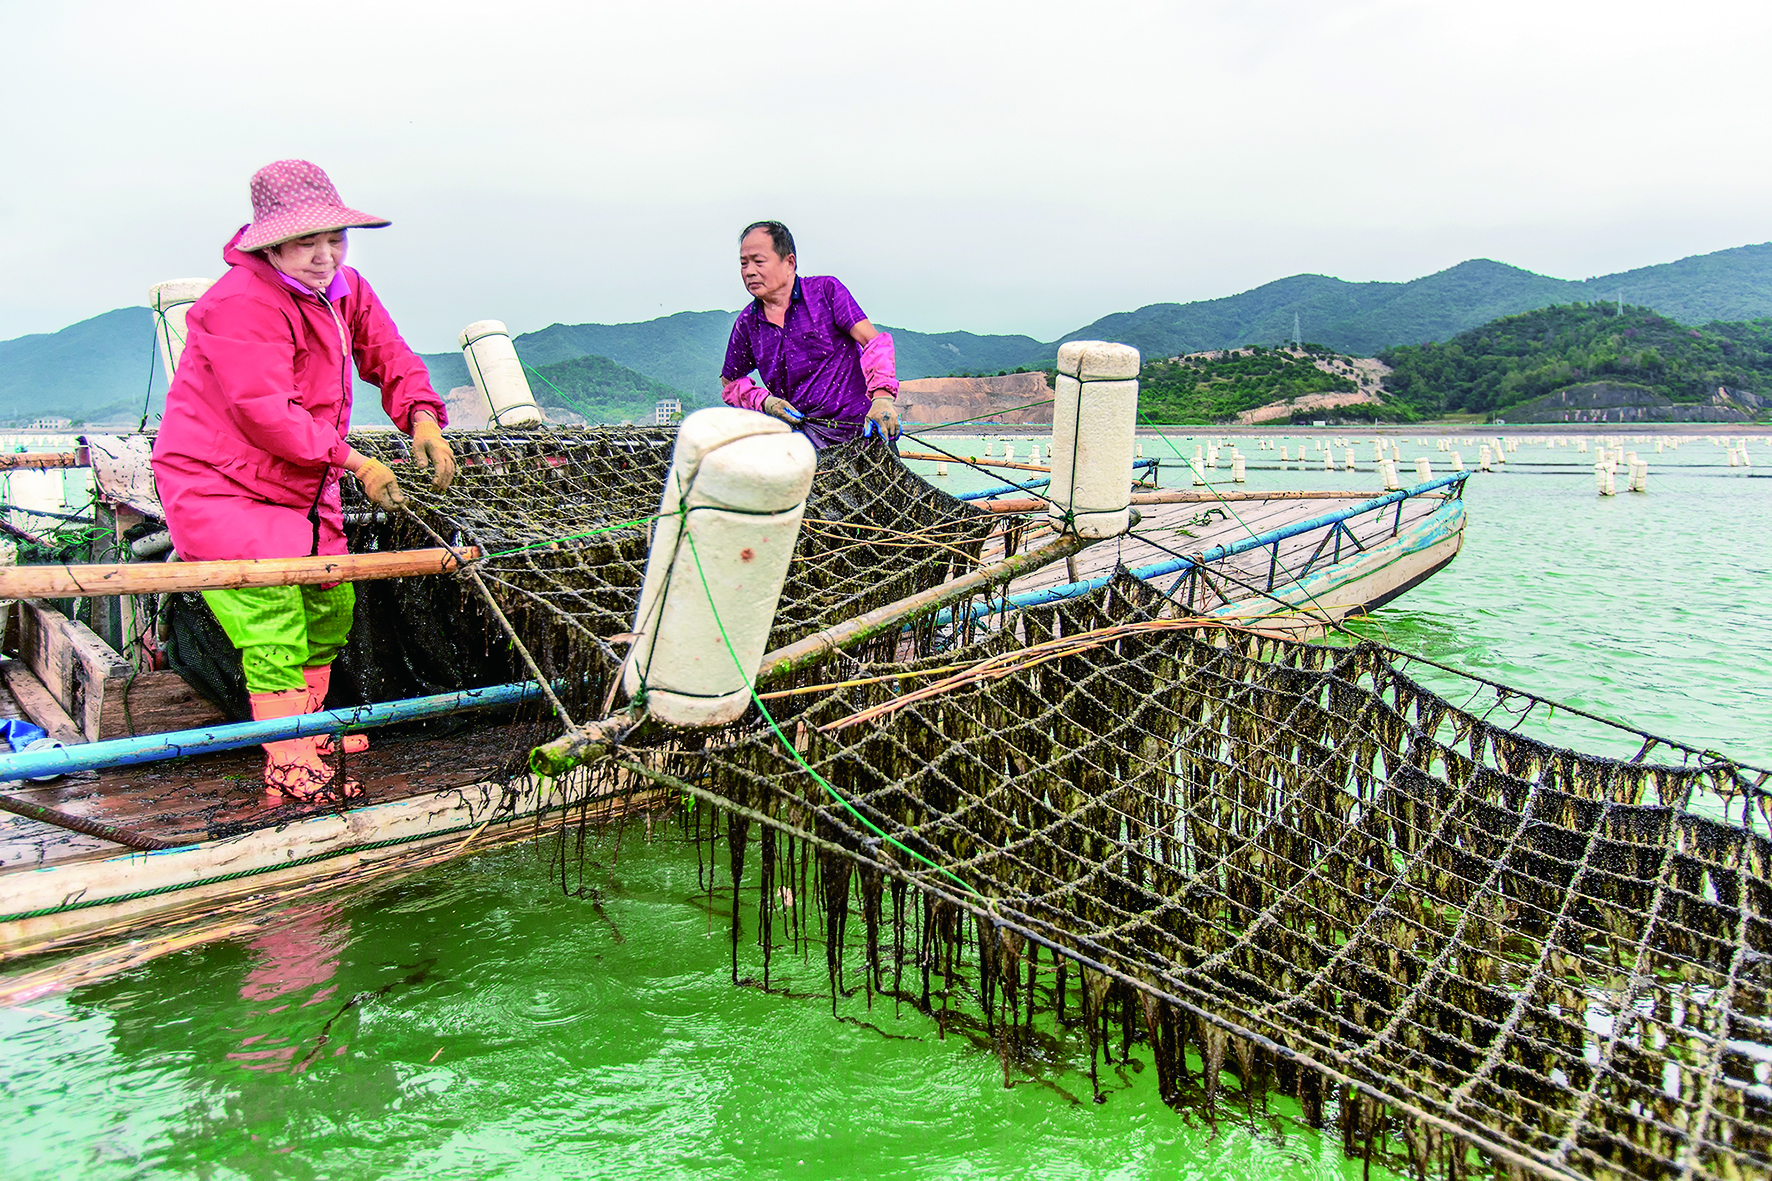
top-left (152, 160), bottom-right (456, 801)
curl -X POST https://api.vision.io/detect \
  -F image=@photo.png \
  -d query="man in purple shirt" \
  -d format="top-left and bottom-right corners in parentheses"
top-left (720, 221), bottom-right (900, 449)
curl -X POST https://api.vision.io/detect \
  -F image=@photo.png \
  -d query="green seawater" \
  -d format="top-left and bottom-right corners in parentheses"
top-left (2, 430), bottom-right (1767, 1179)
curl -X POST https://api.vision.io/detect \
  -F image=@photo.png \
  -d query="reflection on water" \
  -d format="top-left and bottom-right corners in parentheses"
top-left (228, 903), bottom-right (348, 1074)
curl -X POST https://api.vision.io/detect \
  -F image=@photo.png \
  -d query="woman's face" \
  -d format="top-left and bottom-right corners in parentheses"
top-left (267, 230), bottom-right (348, 291)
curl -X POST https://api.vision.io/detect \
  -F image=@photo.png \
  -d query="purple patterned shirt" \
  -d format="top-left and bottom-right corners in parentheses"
top-left (722, 275), bottom-right (869, 448)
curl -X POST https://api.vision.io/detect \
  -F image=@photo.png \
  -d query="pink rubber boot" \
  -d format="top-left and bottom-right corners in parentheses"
top-left (301, 665), bottom-right (368, 756)
top-left (250, 689), bottom-right (357, 801)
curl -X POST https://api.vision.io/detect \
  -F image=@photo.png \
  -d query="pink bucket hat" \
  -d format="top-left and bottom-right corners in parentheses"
top-left (237, 159), bottom-right (390, 252)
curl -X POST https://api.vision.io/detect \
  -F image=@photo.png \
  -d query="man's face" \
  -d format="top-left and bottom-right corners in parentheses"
top-left (740, 229), bottom-right (795, 302)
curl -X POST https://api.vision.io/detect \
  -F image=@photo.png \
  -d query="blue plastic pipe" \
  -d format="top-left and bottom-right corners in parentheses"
top-left (0, 681), bottom-right (542, 783)
top-left (956, 458), bottom-right (1160, 502)
top-left (935, 472), bottom-right (1470, 623)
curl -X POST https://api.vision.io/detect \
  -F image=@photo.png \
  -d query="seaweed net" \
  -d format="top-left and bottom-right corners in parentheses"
top-left (159, 426), bottom-right (1772, 1180)
top-left (620, 574), bottom-right (1772, 1181)
top-left (167, 427), bottom-right (995, 733)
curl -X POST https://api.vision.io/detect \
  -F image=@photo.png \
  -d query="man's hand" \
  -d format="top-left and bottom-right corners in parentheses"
top-left (410, 414), bottom-right (456, 492)
top-left (762, 395), bottom-right (803, 425)
top-left (863, 394), bottom-right (899, 441)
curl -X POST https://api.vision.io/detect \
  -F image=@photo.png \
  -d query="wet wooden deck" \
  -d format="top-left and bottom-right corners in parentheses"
top-left (0, 712), bottom-right (542, 872)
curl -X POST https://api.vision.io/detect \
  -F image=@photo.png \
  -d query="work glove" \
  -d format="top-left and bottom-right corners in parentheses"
top-left (762, 395), bottom-right (803, 425)
top-left (411, 415), bottom-right (457, 492)
top-left (862, 394), bottom-right (899, 441)
top-left (356, 458), bottom-right (405, 510)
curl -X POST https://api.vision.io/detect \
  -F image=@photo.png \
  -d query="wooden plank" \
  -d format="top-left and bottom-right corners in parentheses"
top-left (0, 657), bottom-right (85, 745)
top-left (100, 670), bottom-right (227, 739)
top-left (0, 545), bottom-right (484, 599)
top-left (14, 598), bottom-right (78, 722)
top-left (13, 599), bottom-right (132, 743)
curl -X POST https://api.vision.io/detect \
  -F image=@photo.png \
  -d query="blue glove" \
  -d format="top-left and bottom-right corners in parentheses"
top-left (1, 719), bottom-right (47, 753)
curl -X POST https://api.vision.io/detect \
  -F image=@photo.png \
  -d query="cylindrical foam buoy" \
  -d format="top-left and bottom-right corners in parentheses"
top-left (460, 320), bottom-right (544, 426)
top-left (1415, 457), bottom-right (1432, 482)
top-left (1231, 455), bottom-right (1246, 483)
top-left (622, 409), bottom-right (816, 727)
top-left (1380, 460), bottom-right (1400, 491)
top-left (1048, 341), bottom-right (1138, 539)
top-left (1451, 451), bottom-right (1464, 471)
top-left (1030, 444), bottom-right (1041, 464)
top-left (148, 279), bottom-right (214, 382)
top-left (935, 461), bottom-right (948, 476)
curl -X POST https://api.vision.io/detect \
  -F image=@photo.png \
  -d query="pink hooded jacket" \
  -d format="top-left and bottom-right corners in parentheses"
top-left (151, 229), bottom-right (447, 563)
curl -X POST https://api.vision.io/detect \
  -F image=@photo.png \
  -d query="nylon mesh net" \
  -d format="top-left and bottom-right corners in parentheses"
top-left (640, 575), bottom-right (1770, 1181)
top-left (161, 426), bottom-right (1771, 1179)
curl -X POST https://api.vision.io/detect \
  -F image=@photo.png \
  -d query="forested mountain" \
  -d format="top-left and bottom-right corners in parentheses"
top-left (419, 312), bottom-right (1045, 403)
top-left (1379, 303), bottom-right (1772, 417)
top-left (0, 307), bottom-right (164, 425)
top-left (1060, 246), bottom-right (1772, 361)
top-left (1139, 345), bottom-right (1362, 423)
top-left (526, 353), bottom-right (710, 424)
top-left (8, 242), bottom-right (1772, 425)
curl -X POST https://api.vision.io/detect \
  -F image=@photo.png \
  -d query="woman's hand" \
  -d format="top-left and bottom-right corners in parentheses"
top-left (345, 450), bottom-right (405, 510)
top-left (410, 413), bottom-right (456, 491)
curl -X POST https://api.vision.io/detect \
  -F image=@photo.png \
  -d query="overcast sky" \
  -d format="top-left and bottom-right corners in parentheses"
top-left (3, 0), bottom-right (1769, 352)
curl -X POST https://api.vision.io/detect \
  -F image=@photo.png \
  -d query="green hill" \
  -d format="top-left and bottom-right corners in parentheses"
top-left (1378, 302), bottom-right (1772, 418)
top-left (526, 353), bottom-right (711, 424)
top-left (0, 307), bottom-right (164, 425)
top-left (11, 241), bottom-right (1772, 425)
top-left (419, 310), bottom-right (1045, 401)
top-left (1138, 345), bottom-right (1390, 423)
top-left (1058, 245), bottom-right (1772, 361)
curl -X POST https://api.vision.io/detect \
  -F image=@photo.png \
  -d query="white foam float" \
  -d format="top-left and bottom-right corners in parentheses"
top-left (622, 409), bottom-right (816, 727)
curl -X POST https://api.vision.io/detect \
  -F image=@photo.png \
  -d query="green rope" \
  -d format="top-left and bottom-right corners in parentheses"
top-left (675, 516), bottom-right (979, 897)
top-left (476, 512), bottom-right (663, 561)
top-left (520, 362), bottom-right (571, 402)
top-left (901, 397), bottom-right (1055, 435)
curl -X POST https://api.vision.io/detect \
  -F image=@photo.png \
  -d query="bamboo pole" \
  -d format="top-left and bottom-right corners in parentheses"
top-left (0, 545), bottom-right (483, 599)
top-left (900, 450), bottom-right (1052, 474)
top-left (0, 449), bottom-right (88, 471)
top-left (755, 530), bottom-right (1096, 680)
top-left (981, 488), bottom-right (1381, 513)
top-left (526, 530), bottom-right (1100, 778)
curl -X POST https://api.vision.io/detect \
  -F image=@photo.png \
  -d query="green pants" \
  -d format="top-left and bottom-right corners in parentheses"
top-left (202, 584), bottom-right (356, 695)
